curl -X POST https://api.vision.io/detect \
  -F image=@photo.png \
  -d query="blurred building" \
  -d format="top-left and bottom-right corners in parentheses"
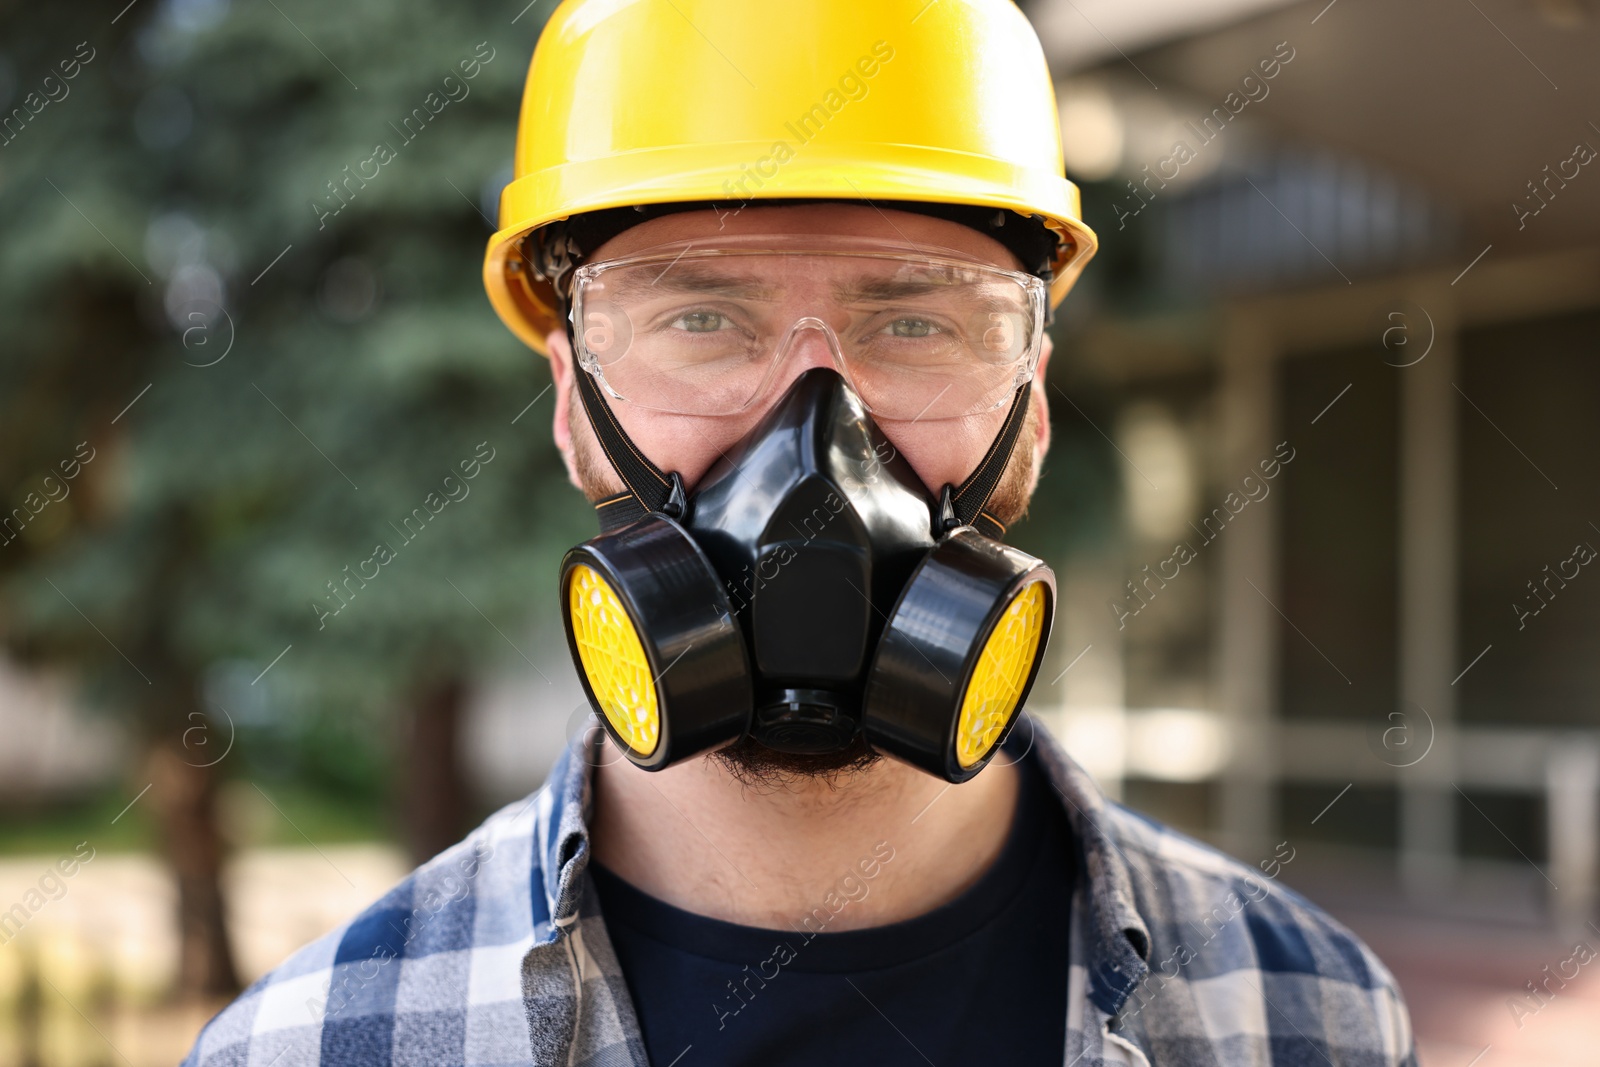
top-left (0, 658), bottom-right (127, 803)
top-left (1024, 0), bottom-right (1600, 936)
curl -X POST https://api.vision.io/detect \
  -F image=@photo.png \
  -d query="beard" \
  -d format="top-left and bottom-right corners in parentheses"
top-left (708, 731), bottom-right (883, 788)
top-left (569, 382), bottom-right (1043, 783)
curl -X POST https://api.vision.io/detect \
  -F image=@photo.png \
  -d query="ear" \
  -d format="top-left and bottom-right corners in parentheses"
top-left (547, 329), bottom-right (584, 491)
top-left (1031, 334), bottom-right (1053, 460)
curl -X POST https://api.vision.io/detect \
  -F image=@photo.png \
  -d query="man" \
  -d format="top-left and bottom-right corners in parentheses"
top-left (186, 1), bottom-right (1416, 1064)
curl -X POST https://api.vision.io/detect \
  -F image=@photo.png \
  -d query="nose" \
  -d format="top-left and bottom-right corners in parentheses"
top-left (770, 317), bottom-right (847, 395)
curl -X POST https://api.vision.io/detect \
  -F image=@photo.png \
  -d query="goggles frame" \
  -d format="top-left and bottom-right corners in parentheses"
top-left (567, 233), bottom-right (1049, 422)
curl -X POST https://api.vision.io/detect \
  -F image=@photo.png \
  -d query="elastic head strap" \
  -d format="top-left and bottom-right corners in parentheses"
top-left (946, 384), bottom-right (1031, 540)
top-left (571, 354), bottom-right (679, 530)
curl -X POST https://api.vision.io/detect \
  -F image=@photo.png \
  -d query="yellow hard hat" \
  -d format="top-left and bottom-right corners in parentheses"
top-left (483, 0), bottom-right (1099, 357)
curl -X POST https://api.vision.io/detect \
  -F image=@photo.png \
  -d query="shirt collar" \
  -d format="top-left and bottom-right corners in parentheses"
top-left (1016, 714), bottom-right (1153, 1016)
top-left (538, 728), bottom-right (600, 937)
top-left (535, 715), bottom-right (1151, 1010)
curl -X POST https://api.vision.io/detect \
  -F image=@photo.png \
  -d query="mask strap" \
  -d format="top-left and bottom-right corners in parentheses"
top-left (571, 358), bottom-right (687, 531)
top-left (946, 384), bottom-right (1031, 540)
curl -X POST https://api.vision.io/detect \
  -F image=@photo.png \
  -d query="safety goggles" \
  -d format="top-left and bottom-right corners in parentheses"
top-left (568, 234), bottom-right (1048, 422)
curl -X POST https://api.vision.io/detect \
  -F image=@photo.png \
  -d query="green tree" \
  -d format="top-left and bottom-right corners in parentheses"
top-left (0, 0), bottom-right (581, 998)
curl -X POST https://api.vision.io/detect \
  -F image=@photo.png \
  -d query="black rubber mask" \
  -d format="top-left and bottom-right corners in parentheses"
top-left (559, 368), bottom-right (1055, 782)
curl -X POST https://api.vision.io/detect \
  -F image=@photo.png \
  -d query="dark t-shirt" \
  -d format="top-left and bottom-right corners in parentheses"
top-left (589, 740), bottom-right (1075, 1066)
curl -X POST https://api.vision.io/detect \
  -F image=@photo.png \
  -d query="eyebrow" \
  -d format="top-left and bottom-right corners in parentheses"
top-left (833, 276), bottom-right (1020, 320)
top-left (830, 267), bottom-right (1000, 305)
top-left (831, 277), bottom-right (946, 303)
top-left (609, 266), bottom-right (781, 301)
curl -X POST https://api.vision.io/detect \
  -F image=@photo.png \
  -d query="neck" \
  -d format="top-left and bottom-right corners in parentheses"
top-left (589, 736), bottom-right (1020, 931)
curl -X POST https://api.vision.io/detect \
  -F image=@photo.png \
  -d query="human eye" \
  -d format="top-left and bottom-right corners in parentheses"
top-left (858, 309), bottom-right (965, 356)
top-left (669, 308), bottom-right (735, 334)
top-left (880, 316), bottom-right (946, 339)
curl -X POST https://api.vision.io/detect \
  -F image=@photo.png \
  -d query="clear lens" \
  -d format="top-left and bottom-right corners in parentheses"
top-left (571, 238), bottom-right (1045, 421)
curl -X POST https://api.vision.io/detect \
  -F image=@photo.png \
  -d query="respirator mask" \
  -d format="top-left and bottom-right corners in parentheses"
top-left (555, 234), bottom-right (1057, 783)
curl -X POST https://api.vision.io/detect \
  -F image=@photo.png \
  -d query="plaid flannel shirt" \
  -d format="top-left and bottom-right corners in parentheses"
top-left (184, 714), bottom-right (1417, 1066)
